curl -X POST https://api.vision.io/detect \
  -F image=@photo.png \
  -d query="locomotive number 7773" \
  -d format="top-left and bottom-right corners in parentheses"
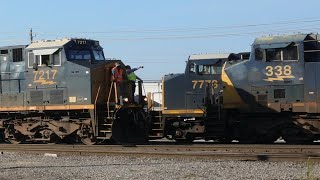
top-left (192, 80), bottom-right (218, 89)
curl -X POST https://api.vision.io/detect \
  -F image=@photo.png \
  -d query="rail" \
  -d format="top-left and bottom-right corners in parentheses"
top-left (1, 144), bottom-right (320, 162)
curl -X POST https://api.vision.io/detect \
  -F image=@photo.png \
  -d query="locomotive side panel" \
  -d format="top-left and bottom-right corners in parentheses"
top-left (0, 45), bottom-right (26, 108)
top-left (63, 61), bottom-right (91, 105)
top-left (162, 74), bottom-right (186, 115)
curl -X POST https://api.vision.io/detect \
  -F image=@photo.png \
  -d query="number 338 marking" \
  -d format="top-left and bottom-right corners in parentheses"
top-left (265, 65), bottom-right (292, 76)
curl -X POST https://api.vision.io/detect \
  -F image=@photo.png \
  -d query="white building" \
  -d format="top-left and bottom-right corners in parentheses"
top-left (140, 80), bottom-right (162, 111)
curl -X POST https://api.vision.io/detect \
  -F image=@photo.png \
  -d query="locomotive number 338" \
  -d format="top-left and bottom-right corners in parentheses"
top-left (265, 65), bottom-right (292, 76)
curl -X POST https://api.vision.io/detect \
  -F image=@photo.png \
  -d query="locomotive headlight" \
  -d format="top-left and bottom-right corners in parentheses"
top-left (123, 97), bottom-right (129, 102)
top-left (143, 97), bottom-right (148, 102)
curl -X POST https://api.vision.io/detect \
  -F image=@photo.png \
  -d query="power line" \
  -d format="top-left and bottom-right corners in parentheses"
top-left (30, 17), bottom-right (320, 34)
top-left (1, 17), bottom-right (320, 42)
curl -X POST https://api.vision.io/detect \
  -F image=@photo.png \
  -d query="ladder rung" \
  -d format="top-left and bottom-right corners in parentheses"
top-left (100, 130), bottom-right (112, 133)
top-left (96, 137), bottom-right (112, 139)
top-left (152, 129), bottom-right (163, 131)
top-left (149, 135), bottom-right (163, 138)
top-left (101, 124), bottom-right (112, 126)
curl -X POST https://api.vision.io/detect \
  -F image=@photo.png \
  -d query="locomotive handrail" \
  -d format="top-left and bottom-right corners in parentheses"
top-left (107, 81), bottom-right (114, 118)
top-left (93, 85), bottom-right (101, 135)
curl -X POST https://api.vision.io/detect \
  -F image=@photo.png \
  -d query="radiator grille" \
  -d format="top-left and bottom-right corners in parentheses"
top-left (50, 90), bottom-right (64, 104)
top-left (30, 91), bottom-right (43, 105)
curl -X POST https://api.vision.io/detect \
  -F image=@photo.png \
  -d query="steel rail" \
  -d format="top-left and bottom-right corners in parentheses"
top-left (0, 144), bottom-right (320, 162)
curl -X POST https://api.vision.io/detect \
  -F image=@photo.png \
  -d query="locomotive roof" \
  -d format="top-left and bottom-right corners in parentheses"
top-left (253, 33), bottom-right (313, 45)
top-left (0, 45), bottom-right (27, 49)
top-left (26, 38), bottom-right (71, 49)
top-left (26, 38), bottom-right (99, 49)
top-left (189, 53), bottom-right (230, 60)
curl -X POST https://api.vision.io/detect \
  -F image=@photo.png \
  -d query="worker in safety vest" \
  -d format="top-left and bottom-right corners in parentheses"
top-left (126, 65), bottom-right (143, 102)
top-left (112, 62), bottom-right (124, 98)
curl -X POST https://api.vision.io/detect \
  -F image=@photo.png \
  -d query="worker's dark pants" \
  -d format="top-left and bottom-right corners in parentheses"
top-left (115, 82), bottom-right (125, 99)
top-left (129, 81), bottom-right (136, 102)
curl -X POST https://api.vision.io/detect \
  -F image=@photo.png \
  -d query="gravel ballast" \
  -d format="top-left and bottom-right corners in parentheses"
top-left (0, 152), bottom-right (319, 179)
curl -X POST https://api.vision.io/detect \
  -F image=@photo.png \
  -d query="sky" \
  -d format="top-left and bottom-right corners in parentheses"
top-left (1, 0), bottom-right (320, 80)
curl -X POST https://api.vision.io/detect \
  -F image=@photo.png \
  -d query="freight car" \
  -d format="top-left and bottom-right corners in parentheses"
top-left (0, 38), bottom-right (149, 144)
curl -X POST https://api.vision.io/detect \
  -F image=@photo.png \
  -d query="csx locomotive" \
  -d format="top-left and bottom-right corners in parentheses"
top-left (150, 33), bottom-right (320, 144)
top-left (148, 53), bottom-right (249, 141)
top-left (218, 33), bottom-right (320, 143)
top-left (0, 38), bottom-right (148, 144)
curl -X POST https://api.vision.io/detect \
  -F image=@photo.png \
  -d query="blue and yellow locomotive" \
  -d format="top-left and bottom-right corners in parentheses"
top-left (214, 33), bottom-right (320, 143)
top-left (149, 53), bottom-right (249, 142)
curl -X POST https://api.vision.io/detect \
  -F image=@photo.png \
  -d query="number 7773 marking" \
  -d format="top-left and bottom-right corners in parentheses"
top-left (192, 80), bottom-right (218, 89)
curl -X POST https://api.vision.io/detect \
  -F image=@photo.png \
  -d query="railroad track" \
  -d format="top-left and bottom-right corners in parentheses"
top-left (0, 144), bottom-right (320, 162)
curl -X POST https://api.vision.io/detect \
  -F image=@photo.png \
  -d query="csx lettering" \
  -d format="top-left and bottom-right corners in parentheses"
top-left (265, 65), bottom-right (292, 76)
top-left (33, 70), bottom-right (57, 81)
top-left (192, 80), bottom-right (218, 89)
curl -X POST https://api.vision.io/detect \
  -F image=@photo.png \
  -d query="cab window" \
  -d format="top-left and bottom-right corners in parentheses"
top-left (68, 50), bottom-right (91, 60)
top-left (255, 48), bottom-right (263, 61)
top-left (198, 65), bottom-right (222, 75)
top-left (189, 63), bottom-right (195, 73)
top-left (266, 48), bottom-right (281, 62)
top-left (28, 49), bottom-right (61, 68)
top-left (283, 45), bottom-right (298, 60)
top-left (259, 44), bottom-right (298, 62)
top-left (93, 50), bottom-right (105, 60)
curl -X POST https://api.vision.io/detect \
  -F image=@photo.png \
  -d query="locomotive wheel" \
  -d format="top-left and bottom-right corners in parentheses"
top-left (7, 137), bottom-right (22, 144)
top-left (47, 133), bottom-right (61, 144)
top-left (281, 124), bottom-right (314, 144)
top-left (6, 134), bottom-right (25, 144)
top-left (38, 129), bottom-right (61, 144)
top-left (79, 125), bottom-right (96, 145)
top-left (174, 133), bottom-right (194, 144)
top-left (81, 137), bottom-right (96, 145)
top-left (5, 128), bottom-right (25, 144)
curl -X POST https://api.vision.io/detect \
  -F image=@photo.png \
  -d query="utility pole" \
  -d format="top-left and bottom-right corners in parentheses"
top-left (29, 28), bottom-right (33, 43)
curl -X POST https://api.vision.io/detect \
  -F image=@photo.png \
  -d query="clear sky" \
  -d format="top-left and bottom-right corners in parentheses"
top-left (1, 0), bottom-right (320, 80)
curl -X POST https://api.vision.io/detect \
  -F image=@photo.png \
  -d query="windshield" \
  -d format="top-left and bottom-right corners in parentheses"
top-left (68, 50), bottom-right (91, 60)
top-left (93, 50), bottom-right (105, 60)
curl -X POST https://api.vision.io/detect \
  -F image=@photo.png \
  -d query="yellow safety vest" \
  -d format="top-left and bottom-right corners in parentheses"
top-left (127, 72), bottom-right (137, 81)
